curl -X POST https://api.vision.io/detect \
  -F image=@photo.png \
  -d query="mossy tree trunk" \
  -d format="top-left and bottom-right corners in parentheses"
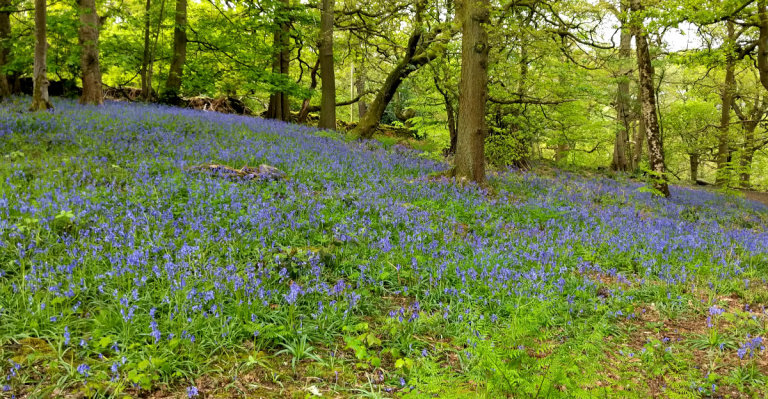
top-left (631, 0), bottom-right (669, 197)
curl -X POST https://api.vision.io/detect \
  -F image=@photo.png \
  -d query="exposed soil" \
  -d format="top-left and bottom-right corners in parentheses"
top-left (742, 190), bottom-right (768, 207)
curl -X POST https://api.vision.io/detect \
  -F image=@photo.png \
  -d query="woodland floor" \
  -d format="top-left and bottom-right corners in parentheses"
top-left (1, 97), bottom-right (768, 398)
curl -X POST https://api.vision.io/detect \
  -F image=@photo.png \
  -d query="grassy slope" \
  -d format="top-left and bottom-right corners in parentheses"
top-left (0, 97), bottom-right (767, 398)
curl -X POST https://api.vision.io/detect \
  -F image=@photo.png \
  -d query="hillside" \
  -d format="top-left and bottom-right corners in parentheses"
top-left (1, 98), bottom-right (768, 398)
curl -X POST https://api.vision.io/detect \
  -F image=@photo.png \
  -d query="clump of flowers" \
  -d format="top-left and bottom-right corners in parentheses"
top-left (737, 336), bottom-right (764, 360)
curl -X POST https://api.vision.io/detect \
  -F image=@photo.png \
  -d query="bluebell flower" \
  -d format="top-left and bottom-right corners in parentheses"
top-left (77, 364), bottom-right (90, 378)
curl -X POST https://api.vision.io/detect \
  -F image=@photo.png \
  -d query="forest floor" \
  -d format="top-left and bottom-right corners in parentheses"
top-left (742, 190), bottom-right (768, 207)
top-left (1, 97), bottom-right (768, 398)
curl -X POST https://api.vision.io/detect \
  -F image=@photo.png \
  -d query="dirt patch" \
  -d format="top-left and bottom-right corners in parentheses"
top-left (742, 190), bottom-right (768, 207)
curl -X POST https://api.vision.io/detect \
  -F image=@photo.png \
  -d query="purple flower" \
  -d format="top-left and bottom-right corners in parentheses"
top-left (77, 364), bottom-right (90, 377)
top-left (187, 386), bottom-right (199, 398)
top-left (284, 283), bottom-right (303, 305)
top-left (708, 305), bottom-right (724, 316)
top-left (737, 336), bottom-right (764, 359)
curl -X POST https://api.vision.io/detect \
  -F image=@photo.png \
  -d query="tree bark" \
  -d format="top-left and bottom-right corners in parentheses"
top-left (633, 103), bottom-right (645, 168)
top-left (716, 21), bottom-right (736, 186)
top-left (689, 153), bottom-right (699, 183)
top-left (734, 98), bottom-right (767, 188)
top-left (434, 69), bottom-right (457, 154)
top-left (140, 0), bottom-right (152, 101)
top-left (356, 59), bottom-right (367, 119)
top-left (758, 0), bottom-right (768, 92)
top-left (31, 0), bottom-right (52, 111)
top-left (164, 0), bottom-right (186, 102)
top-left (611, 1), bottom-right (632, 172)
top-left (631, 0), bottom-right (669, 197)
top-left (453, 0), bottom-right (490, 183)
top-left (318, 0), bottom-right (336, 129)
top-left (0, 0), bottom-right (11, 98)
top-left (78, 0), bottom-right (103, 105)
top-left (739, 140), bottom-right (755, 188)
top-left (266, 0), bottom-right (290, 121)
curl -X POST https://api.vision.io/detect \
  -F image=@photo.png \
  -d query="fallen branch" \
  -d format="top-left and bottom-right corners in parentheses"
top-left (188, 163), bottom-right (286, 182)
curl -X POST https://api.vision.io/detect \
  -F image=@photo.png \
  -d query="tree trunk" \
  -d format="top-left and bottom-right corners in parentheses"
top-left (555, 142), bottom-right (569, 163)
top-left (612, 1), bottom-right (632, 172)
top-left (164, 0), bottom-right (186, 102)
top-left (0, 0), bottom-right (11, 98)
top-left (146, 0), bottom-right (166, 101)
top-left (356, 59), bottom-right (367, 119)
top-left (297, 59), bottom-right (319, 123)
top-left (31, 0), bottom-right (52, 111)
top-left (631, 0), bottom-right (669, 197)
top-left (140, 0), bottom-right (152, 101)
top-left (266, 0), bottom-right (290, 121)
top-left (453, 0), bottom-right (489, 183)
top-left (446, 97), bottom-right (457, 154)
top-left (759, 0), bottom-right (768, 92)
top-left (350, 9), bottom-right (440, 139)
top-left (739, 147), bottom-right (755, 189)
top-left (318, 0), bottom-right (336, 129)
top-left (434, 76), bottom-right (457, 154)
top-left (689, 153), bottom-right (699, 182)
top-left (633, 107), bottom-right (645, 168)
top-left (739, 119), bottom-right (759, 188)
top-left (78, 0), bottom-right (103, 105)
top-left (716, 21), bottom-right (736, 186)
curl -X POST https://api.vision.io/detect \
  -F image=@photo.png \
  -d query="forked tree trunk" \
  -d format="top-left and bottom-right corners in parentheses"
top-left (31, 0), bottom-right (52, 111)
top-left (266, 0), bottom-right (290, 121)
top-left (351, 58), bottom-right (414, 138)
top-left (78, 0), bottom-right (103, 105)
top-left (318, 0), bottom-right (336, 129)
top-left (350, 5), bottom-right (440, 139)
top-left (0, 0), bottom-right (11, 98)
top-left (453, 0), bottom-right (489, 183)
top-left (612, 1), bottom-right (632, 172)
top-left (716, 21), bottom-right (736, 186)
top-left (140, 0), bottom-right (152, 101)
top-left (164, 0), bottom-right (186, 102)
top-left (631, 0), bottom-right (669, 197)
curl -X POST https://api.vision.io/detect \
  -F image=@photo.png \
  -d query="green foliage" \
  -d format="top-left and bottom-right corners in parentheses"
top-left (485, 133), bottom-right (529, 168)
